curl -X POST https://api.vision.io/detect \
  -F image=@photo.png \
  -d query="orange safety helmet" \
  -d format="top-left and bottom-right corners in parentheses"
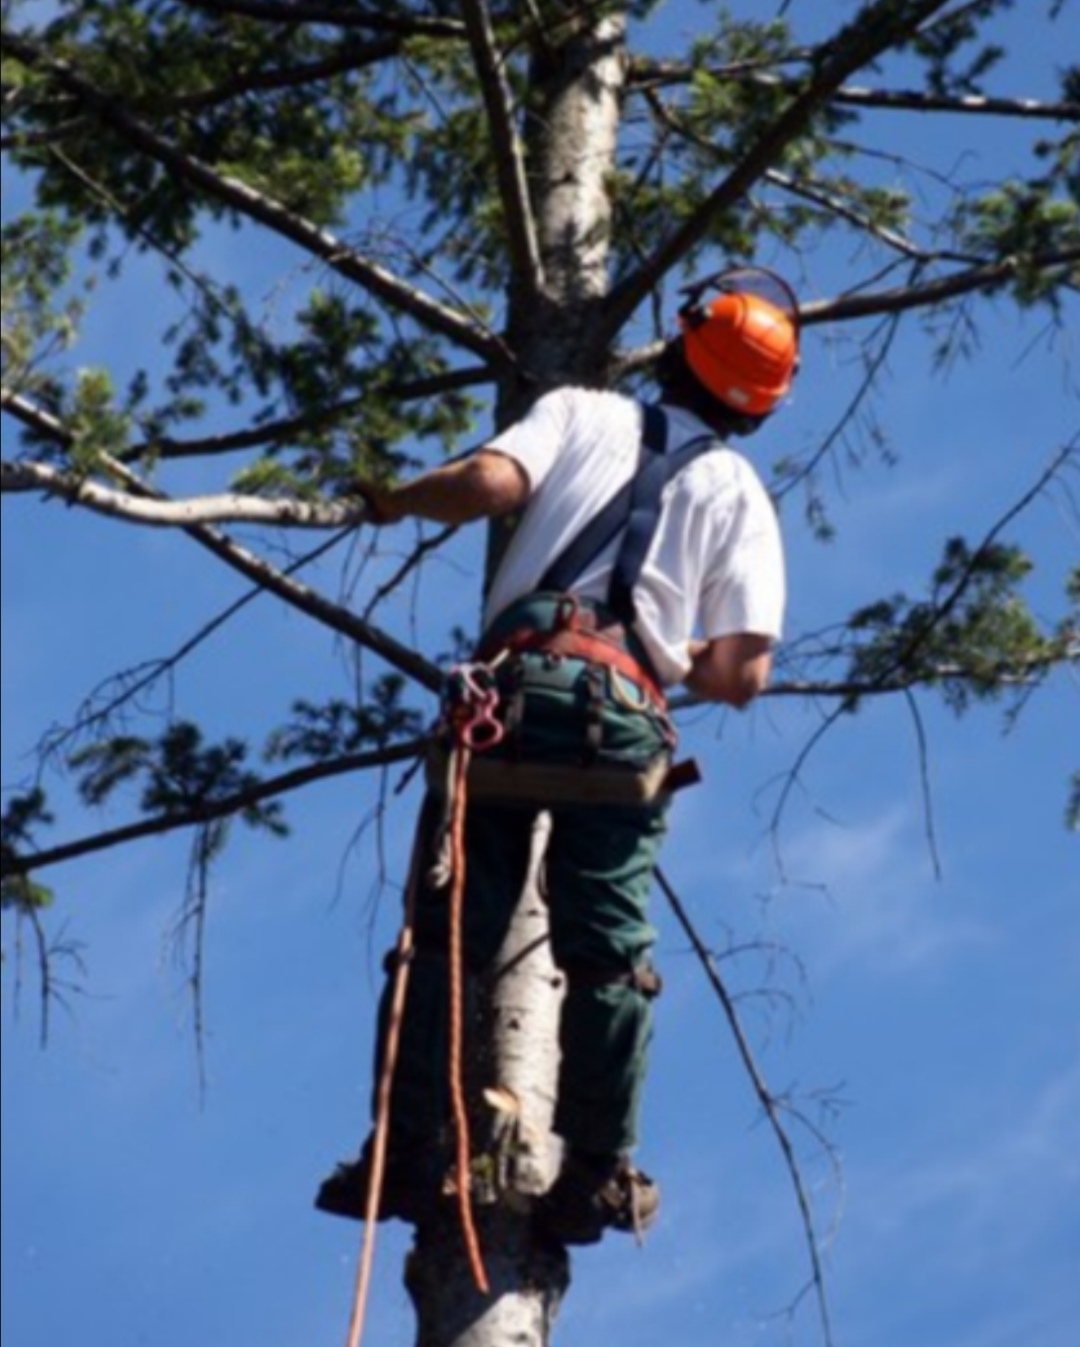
top-left (679, 266), bottom-right (800, 417)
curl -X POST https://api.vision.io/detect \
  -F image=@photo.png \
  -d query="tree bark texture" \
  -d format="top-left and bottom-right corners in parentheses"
top-left (405, 817), bottom-right (570, 1347)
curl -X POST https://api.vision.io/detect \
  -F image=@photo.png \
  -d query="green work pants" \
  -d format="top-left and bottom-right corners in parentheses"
top-left (373, 641), bottom-right (672, 1157)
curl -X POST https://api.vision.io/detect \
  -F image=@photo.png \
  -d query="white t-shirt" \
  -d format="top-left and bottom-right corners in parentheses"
top-left (482, 387), bottom-right (785, 687)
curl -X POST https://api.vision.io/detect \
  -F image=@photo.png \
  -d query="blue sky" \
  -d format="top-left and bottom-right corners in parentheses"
top-left (2, 5), bottom-right (1078, 1347)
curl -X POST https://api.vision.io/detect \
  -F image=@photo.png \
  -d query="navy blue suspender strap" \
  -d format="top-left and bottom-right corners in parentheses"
top-left (535, 404), bottom-right (666, 597)
top-left (536, 403), bottom-right (717, 624)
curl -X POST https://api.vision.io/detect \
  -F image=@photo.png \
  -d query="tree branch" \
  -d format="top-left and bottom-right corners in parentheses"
top-left (174, 0), bottom-right (464, 38)
top-left (1, 739), bottom-right (428, 880)
top-left (0, 389), bottom-right (445, 692)
top-left (460, 0), bottom-right (544, 296)
top-left (763, 166), bottom-right (963, 264)
top-left (827, 82), bottom-right (1080, 120)
top-left (603, 0), bottom-right (958, 335)
top-left (116, 366), bottom-right (493, 463)
top-left (143, 41), bottom-right (408, 115)
top-left (799, 248), bottom-right (1080, 324)
top-left (631, 61), bottom-right (1080, 123)
top-left (2, 29), bottom-right (509, 365)
top-left (656, 866), bottom-right (838, 1347)
top-left (612, 247), bottom-right (1080, 377)
top-left (101, 458), bottom-right (448, 694)
top-left (640, 82), bottom-right (977, 267)
top-left (1, 456), bottom-right (367, 529)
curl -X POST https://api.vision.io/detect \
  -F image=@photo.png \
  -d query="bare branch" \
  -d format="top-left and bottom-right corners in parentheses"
top-left (116, 367), bottom-right (493, 463)
top-left (800, 249), bottom-right (1080, 324)
top-left (632, 61), bottom-right (1080, 123)
top-left (150, 41), bottom-right (406, 115)
top-left (903, 686), bottom-right (944, 881)
top-left (105, 457), bottom-right (447, 693)
top-left (613, 248), bottom-right (1080, 377)
top-left (38, 531), bottom-right (357, 765)
top-left (764, 168), bottom-right (957, 264)
top-left (640, 84), bottom-right (980, 269)
top-left (174, 0), bottom-right (464, 38)
top-left (828, 82), bottom-right (1080, 120)
top-left (1, 456), bottom-right (368, 529)
top-left (460, 0), bottom-right (544, 296)
top-left (775, 304), bottom-right (907, 504)
top-left (667, 645), bottom-right (1080, 727)
top-left (0, 388), bottom-right (445, 692)
top-left (656, 866), bottom-right (838, 1347)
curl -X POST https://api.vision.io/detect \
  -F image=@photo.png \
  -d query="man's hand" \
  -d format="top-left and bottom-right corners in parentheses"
top-left (350, 479), bottom-right (406, 526)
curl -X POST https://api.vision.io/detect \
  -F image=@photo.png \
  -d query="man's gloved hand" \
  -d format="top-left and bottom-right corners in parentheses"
top-left (346, 478), bottom-right (406, 526)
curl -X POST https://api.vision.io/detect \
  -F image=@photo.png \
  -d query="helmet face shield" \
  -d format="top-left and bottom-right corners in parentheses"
top-left (678, 266), bottom-right (800, 417)
top-left (679, 265), bottom-right (799, 329)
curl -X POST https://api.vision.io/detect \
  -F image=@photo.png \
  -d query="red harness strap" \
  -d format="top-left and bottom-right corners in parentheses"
top-left (486, 626), bottom-right (666, 710)
top-left (476, 598), bottom-right (667, 711)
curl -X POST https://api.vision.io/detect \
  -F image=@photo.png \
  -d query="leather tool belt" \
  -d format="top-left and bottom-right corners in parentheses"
top-left (424, 741), bottom-right (690, 808)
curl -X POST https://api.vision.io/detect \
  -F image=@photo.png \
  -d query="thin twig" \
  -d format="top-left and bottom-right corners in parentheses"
top-left (656, 865), bottom-right (837, 1347)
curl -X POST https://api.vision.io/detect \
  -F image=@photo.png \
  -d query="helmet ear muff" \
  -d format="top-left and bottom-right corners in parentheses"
top-left (679, 299), bottom-right (707, 331)
top-left (676, 275), bottom-right (717, 331)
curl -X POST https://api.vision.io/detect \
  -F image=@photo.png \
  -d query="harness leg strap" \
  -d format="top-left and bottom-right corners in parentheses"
top-left (561, 962), bottom-right (663, 999)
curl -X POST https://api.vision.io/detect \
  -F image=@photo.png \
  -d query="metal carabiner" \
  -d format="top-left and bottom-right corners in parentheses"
top-left (462, 704), bottom-right (505, 751)
top-left (448, 662), bottom-right (506, 752)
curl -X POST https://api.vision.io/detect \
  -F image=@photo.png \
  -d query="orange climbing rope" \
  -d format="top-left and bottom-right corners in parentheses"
top-left (440, 662), bottom-right (506, 1296)
top-left (446, 733), bottom-right (490, 1295)
top-left (341, 664), bottom-right (502, 1347)
top-left (343, 819), bottom-right (423, 1347)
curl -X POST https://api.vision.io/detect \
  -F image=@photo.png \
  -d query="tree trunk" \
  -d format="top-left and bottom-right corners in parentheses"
top-left (404, 13), bottom-right (627, 1343)
top-left (405, 820), bottom-right (570, 1347)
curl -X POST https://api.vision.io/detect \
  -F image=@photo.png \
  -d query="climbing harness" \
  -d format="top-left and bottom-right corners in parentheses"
top-left (476, 592), bottom-right (667, 711)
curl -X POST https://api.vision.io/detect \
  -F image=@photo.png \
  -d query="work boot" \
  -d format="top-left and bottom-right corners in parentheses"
top-left (533, 1151), bottom-right (660, 1246)
top-left (314, 1135), bottom-right (446, 1224)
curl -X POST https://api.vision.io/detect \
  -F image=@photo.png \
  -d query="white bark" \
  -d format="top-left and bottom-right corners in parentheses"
top-left (406, 817), bottom-right (569, 1347)
top-left (0, 458), bottom-right (368, 528)
top-left (529, 13), bottom-right (626, 302)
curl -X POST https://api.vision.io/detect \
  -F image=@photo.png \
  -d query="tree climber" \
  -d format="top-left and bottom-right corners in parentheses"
top-left (316, 267), bottom-right (799, 1247)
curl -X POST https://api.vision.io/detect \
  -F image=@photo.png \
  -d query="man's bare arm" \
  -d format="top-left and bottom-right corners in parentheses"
top-left (357, 449), bottom-right (530, 526)
top-left (684, 633), bottom-right (773, 707)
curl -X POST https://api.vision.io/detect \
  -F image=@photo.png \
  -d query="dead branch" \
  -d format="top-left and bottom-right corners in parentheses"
top-left (1, 456), bottom-right (368, 528)
top-left (460, 0), bottom-right (544, 296)
top-left (0, 391), bottom-right (445, 691)
top-left (656, 866), bottom-right (839, 1347)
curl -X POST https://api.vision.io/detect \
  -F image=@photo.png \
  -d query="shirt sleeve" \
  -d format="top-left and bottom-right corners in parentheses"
top-left (698, 466), bottom-right (786, 642)
top-left (483, 388), bottom-right (575, 494)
